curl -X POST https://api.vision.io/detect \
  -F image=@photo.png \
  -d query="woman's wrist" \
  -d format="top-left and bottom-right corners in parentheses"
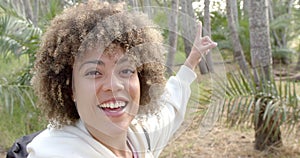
top-left (184, 60), bottom-right (194, 70)
top-left (184, 55), bottom-right (201, 71)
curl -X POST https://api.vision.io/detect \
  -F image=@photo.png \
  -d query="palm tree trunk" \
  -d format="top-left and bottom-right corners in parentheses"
top-left (143, 0), bottom-right (152, 18)
top-left (180, 0), bottom-right (196, 58)
top-left (128, 0), bottom-right (140, 11)
top-left (32, 0), bottom-right (38, 26)
top-left (23, 0), bottom-right (34, 23)
top-left (199, 0), bottom-right (213, 74)
top-left (254, 90), bottom-right (282, 151)
top-left (249, 0), bottom-right (282, 151)
top-left (296, 3), bottom-right (300, 76)
top-left (166, 0), bottom-right (178, 75)
top-left (231, 0), bottom-right (239, 26)
top-left (296, 52), bottom-right (300, 71)
top-left (243, 0), bottom-right (249, 18)
top-left (226, 0), bottom-right (250, 77)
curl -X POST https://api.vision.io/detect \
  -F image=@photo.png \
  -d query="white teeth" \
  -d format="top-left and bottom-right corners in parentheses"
top-left (99, 101), bottom-right (126, 108)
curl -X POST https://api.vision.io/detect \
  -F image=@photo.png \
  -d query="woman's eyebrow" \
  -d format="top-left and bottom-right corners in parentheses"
top-left (116, 57), bottom-right (130, 64)
top-left (79, 60), bottom-right (104, 70)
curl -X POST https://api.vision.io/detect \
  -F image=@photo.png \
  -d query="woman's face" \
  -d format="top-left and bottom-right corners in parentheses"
top-left (72, 44), bottom-right (140, 136)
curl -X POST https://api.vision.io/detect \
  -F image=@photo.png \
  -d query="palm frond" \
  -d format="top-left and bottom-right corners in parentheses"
top-left (0, 77), bottom-right (36, 114)
top-left (0, 1), bottom-right (25, 21)
top-left (270, 13), bottom-right (292, 30)
top-left (0, 14), bottom-right (42, 57)
top-left (201, 68), bottom-right (300, 134)
top-left (0, 0), bottom-right (66, 115)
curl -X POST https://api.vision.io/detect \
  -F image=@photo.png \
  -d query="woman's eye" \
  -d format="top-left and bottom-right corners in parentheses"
top-left (120, 69), bottom-right (135, 77)
top-left (85, 71), bottom-right (101, 77)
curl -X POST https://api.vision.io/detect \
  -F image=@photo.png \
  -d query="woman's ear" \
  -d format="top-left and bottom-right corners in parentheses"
top-left (71, 74), bottom-right (76, 102)
top-left (66, 77), bottom-right (76, 102)
top-left (72, 85), bottom-right (76, 103)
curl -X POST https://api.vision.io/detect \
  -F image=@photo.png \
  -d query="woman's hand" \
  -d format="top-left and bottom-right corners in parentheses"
top-left (184, 21), bottom-right (217, 70)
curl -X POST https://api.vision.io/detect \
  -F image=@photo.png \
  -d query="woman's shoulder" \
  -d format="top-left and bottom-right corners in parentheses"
top-left (27, 121), bottom-right (117, 157)
top-left (27, 124), bottom-right (83, 155)
top-left (27, 122), bottom-right (99, 157)
top-left (30, 125), bottom-right (80, 142)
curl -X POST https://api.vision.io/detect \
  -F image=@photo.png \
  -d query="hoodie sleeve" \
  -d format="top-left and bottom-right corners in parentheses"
top-left (140, 65), bottom-right (197, 157)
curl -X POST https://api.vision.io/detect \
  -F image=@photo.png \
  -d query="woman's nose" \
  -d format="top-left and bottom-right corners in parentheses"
top-left (100, 73), bottom-right (124, 92)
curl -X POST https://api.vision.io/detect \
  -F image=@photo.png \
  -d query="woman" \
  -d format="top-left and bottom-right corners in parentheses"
top-left (27, 1), bottom-right (217, 158)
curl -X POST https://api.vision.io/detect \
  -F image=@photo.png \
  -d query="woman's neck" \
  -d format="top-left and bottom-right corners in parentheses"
top-left (85, 124), bottom-right (133, 158)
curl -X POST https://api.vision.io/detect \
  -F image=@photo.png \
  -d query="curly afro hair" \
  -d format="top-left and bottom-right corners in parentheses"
top-left (31, 1), bottom-right (166, 126)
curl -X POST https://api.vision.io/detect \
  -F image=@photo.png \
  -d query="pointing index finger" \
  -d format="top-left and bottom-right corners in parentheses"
top-left (195, 21), bottom-right (202, 41)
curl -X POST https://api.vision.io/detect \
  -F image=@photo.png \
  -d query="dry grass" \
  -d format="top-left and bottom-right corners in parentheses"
top-left (161, 114), bottom-right (300, 158)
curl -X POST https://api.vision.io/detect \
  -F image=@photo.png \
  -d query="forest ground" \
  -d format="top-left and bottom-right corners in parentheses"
top-left (160, 115), bottom-right (300, 158)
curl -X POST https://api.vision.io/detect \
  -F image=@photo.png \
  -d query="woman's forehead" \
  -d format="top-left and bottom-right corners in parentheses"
top-left (75, 43), bottom-right (136, 65)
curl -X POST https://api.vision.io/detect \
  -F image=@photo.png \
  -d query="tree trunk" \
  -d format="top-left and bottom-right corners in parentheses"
top-left (32, 0), bottom-right (39, 26)
top-left (23, 0), bottom-right (34, 23)
top-left (180, 0), bottom-right (196, 58)
top-left (296, 52), bottom-right (300, 71)
top-left (128, 0), bottom-right (140, 11)
top-left (143, 0), bottom-right (152, 18)
top-left (232, 0), bottom-right (239, 26)
top-left (243, 0), bottom-right (249, 18)
top-left (166, 0), bottom-right (178, 75)
top-left (255, 95), bottom-right (282, 150)
top-left (249, 0), bottom-right (282, 151)
top-left (226, 0), bottom-right (250, 77)
top-left (198, 0), bottom-right (211, 74)
top-left (39, 0), bottom-right (48, 17)
top-left (281, 0), bottom-right (294, 64)
top-left (268, 0), bottom-right (282, 48)
top-left (268, 0), bottom-right (294, 65)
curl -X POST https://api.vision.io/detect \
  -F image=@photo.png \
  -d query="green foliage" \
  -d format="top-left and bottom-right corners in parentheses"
top-left (152, 8), bottom-right (169, 40)
top-left (0, 0), bottom-right (65, 112)
top-left (0, 1), bottom-right (68, 149)
top-left (0, 2), bottom-right (42, 57)
top-left (39, 0), bottom-right (64, 30)
top-left (201, 68), bottom-right (300, 140)
top-left (0, 2), bottom-right (39, 87)
top-left (268, 0), bottom-right (300, 65)
top-left (209, 11), bottom-right (251, 63)
top-left (0, 78), bottom-right (36, 114)
top-left (289, 7), bottom-right (300, 39)
top-left (209, 11), bottom-right (232, 60)
top-left (237, 18), bottom-right (251, 63)
top-left (0, 56), bottom-right (42, 148)
top-left (272, 48), bottom-right (295, 64)
top-left (0, 100), bottom-right (46, 149)
top-left (0, 55), bottom-right (28, 77)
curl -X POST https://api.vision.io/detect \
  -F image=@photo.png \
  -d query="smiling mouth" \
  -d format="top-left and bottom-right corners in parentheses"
top-left (97, 101), bottom-right (127, 117)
